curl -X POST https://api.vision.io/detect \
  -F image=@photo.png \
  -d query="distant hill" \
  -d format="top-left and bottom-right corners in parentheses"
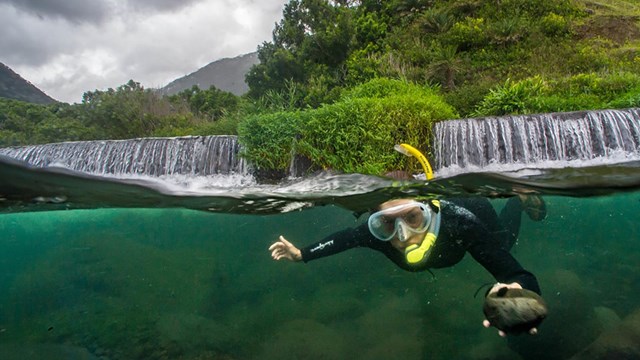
top-left (160, 52), bottom-right (259, 96)
top-left (0, 62), bottom-right (56, 104)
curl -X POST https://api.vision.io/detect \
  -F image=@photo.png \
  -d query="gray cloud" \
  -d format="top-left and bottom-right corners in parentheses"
top-left (0, 0), bottom-right (113, 24)
top-left (0, 5), bottom-right (83, 66)
top-left (124, 0), bottom-right (206, 13)
top-left (0, 0), bottom-right (211, 24)
top-left (0, 0), bottom-right (286, 103)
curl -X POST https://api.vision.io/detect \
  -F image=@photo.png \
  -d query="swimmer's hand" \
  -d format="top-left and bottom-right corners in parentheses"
top-left (269, 236), bottom-right (302, 262)
top-left (482, 282), bottom-right (547, 337)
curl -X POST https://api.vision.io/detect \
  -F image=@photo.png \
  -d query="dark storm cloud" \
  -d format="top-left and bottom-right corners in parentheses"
top-left (0, 0), bottom-right (113, 24)
top-left (124, 0), bottom-right (205, 13)
top-left (0, 0), bottom-right (209, 24)
top-left (0, 6), bottom-right (79, 66)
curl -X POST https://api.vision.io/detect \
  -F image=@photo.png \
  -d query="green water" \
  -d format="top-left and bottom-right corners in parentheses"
top-left (0, 193), bottom-right (639, 359)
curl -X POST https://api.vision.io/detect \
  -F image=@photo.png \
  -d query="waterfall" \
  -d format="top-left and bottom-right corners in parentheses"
top-left (4, 108), bottom-right (639, 179)
top-left (433, 108), bottom-right (640, 171)
top-left (0, 135), bottom-right (248, 176)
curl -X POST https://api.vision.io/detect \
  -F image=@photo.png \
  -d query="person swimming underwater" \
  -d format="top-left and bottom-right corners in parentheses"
top-left (268, 195), bottom-right (547, 337)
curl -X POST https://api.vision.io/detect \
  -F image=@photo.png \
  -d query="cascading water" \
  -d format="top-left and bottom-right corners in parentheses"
top-left (432, 108), bottom-right (640, 174)
top-left (0, 135), bottom-right (248, 177)
top-left (2, 108), bottom-right (640, 190)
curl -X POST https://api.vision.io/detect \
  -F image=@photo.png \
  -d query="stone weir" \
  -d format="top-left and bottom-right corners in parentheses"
top-left (0, 135), bottom-right (248, 176)
top-left (432, 108), bottom-right (640, 170)
top-left (3, 108), bottom-right (639, 179)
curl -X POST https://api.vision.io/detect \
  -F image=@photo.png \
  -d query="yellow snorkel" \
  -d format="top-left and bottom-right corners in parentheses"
top-left (392, 143), bottom-right (439, 265)
top-left (394, 143), bottom-right (435, 180)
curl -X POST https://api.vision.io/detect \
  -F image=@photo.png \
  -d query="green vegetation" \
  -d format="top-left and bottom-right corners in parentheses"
top-left (2, 0), bottom-right (640, 175)
top-left (0, 81), bottom-right (245, 145)
top-left (239, 79), bottom-right (456, 174)
top-left (0, 98), bottom-right (97, 147)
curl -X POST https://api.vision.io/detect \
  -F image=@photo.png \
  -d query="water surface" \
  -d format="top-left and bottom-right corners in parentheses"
top-left (1, 156), bottom-right (639, 360)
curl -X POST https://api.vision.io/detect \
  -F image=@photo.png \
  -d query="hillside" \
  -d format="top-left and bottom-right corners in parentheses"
top-left (160, 52), bottom-right (258, 96)
top-left (0, 63), bottom-right (56, 104)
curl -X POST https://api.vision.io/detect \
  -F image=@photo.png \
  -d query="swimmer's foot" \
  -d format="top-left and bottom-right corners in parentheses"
top-left (518, 195), bottom-right (547, 221)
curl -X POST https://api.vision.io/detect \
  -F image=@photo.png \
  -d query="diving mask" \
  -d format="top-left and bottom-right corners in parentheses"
top-left (368, 202), bottom-right (432, 242)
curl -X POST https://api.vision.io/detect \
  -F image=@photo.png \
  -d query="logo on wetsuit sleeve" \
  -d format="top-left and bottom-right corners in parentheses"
top-left (310, 240), bottom-right (334, 253)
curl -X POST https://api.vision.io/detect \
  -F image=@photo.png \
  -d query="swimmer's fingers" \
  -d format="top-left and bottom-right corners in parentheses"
top-left (269, 236), bottom-right (301, 262)
top-left (482, 319), bottom-right (539, 337)
top-left (482, 319), bottom-right (506, 337)
top-left (270, 246), bottom-right (284, 260)
top-left (268, 239), bottom-right (287, 260)
top-left (278, 235), bottom-right (296, 248)
top-left (270, 246), bottom-right (290, 261)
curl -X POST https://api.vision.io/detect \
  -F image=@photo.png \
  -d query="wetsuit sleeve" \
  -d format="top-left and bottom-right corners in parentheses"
top-left (462, 220), bottom-right (541, 294)
top-left (300, 223), bottom-right (372, 263)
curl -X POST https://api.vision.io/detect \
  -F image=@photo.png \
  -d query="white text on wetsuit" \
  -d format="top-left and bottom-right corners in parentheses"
top-left (310, 240), bottom-right (334, 253)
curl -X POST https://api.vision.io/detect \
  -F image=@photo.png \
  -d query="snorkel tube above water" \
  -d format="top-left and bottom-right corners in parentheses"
top-left (394, 143), bottom-right (435, 180)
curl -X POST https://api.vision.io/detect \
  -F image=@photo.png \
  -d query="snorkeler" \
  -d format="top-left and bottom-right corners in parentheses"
top-left (268, 195), bottom-right (548, 337)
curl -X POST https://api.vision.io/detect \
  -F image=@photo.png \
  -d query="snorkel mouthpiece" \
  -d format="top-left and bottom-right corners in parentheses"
top-left (404, 200), bottom-right (441, 265)
top-left (405, 232), bottom-right (437, 264)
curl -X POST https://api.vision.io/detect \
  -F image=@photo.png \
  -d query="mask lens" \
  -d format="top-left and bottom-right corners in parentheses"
top-left (368, 215), bottom-right (397, 241)
top-left (368, 202), bottom-right (431, 241)
top-left (400, 207), bottom-right (427, 228)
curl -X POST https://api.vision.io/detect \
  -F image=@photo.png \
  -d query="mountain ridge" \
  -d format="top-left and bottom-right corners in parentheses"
top-left (0, 62), bottom-right (57, 104)
top-left (159, 52), bottom-right (258, 96)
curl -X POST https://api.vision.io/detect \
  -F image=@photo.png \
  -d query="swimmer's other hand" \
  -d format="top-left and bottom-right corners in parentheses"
top-left (482, 283), bottom-right (547, 337)
top-left (268, 236), bottom-right (302, 262)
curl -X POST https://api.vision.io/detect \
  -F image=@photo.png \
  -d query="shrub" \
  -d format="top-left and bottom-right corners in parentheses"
top-left (444, 82), bottom-right (493, 117)
top-left (345, 49), bottom-right (384, 86)
top-left (238, 78), bottom-right (457, 175)
top-left (445, 17), bottom-right (488, 51)
top-left (607, 86), bottom-right (640, 108)
top-left (297, 94), bottom-right (455, 174)
top-left (553, 72), bottom-right (640, 101)
top-left (418, 8), bottom-right (455, 34)
top-left (535, 93), bottom-right (604, 113)
top-left (539, 13), bottom-right (571, 37)
top-left (237, 111), bottom-right (306, 171)
top-left (341, 77), bottom-right (439, 100)
top-left (496, 0), bottom-right (584, 18)
top-left (473, 76), bottom-right (547, 116)
top-left (489, 17), bottom-right (527, 46)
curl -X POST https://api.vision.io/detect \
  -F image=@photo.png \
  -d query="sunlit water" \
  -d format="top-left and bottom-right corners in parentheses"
top-left (1, 155), bottom-right (640, 360)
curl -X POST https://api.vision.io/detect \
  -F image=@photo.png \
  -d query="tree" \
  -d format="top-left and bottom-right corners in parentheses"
top-left (80, 80), bottom-right (172, 139)
top-left (170, 85), bottom-right (240, 121)
top-left (246, 0), bottom-right (357, 106)
top-left (426, 45), bottom-right (463, 90)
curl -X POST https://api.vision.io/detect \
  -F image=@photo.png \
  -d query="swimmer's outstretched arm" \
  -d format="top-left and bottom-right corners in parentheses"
top-left (269, 235), bottom-right (302, 262)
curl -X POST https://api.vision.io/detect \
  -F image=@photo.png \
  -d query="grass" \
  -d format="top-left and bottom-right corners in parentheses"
top-left (582, 0), bottom-right (640, 15)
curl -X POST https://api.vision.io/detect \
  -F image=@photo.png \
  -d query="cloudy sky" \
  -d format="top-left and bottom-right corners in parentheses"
top-left (0, 0), bottom-right (286, 103)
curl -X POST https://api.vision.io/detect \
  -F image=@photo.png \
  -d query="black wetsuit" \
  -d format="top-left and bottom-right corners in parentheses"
top-left (300, 197), bottom-right (541, 294)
